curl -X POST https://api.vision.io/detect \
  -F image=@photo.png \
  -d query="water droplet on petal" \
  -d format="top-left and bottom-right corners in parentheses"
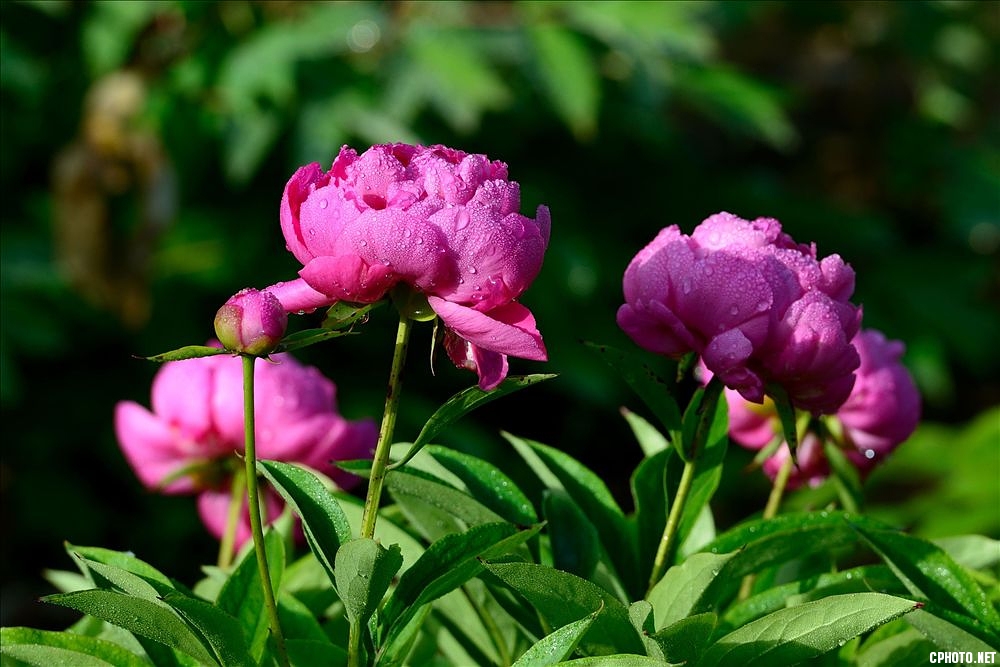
top-left (416, 238), bottom-right (424, 245)
top-left (319, 199), bottom-right (328, 209)
top-left (296, 310), bottom-right (306, 316)
top-left (730, 305), bottom-right (739, 316)
top-left (458, 278), bottom-right (465, 284)
top-left (360, 240), bottom-right (368, 247)
top-left (682, 278), bottom-right (692, 294)
top-left (468, 266), bottom-right (477, 275)
top-left (864, 449), bottom-right (876, 460)
top-left (404, 229), bottom-right (411, 238)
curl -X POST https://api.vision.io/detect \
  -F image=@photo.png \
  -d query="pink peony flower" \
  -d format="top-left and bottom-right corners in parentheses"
top-left (618, 212), bottom-right (862, 414)
top-left (114, 346), bottom-right (377, 547)
top-left (264, 143), bottom-right (550, 390)
top-left (214, 287), bottom-right (288, 355)
top-left (725, 329), bottom-right (921, 488)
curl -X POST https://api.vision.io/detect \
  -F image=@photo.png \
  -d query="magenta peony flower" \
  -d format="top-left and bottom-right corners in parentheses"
top-left (214, 287), bottom-right (288, 355)
top-left (114, 347), bottom-right (377, 547)
top-left (725, 329), bottom-right (921, 488)
top-left (618, 212), bottom-right (862, 414)
top-left (264, 143), bottom-right (550, 390)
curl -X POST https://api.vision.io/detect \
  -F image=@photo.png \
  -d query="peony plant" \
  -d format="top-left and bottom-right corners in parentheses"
top-left (3, 145), bottom-right (996, 667)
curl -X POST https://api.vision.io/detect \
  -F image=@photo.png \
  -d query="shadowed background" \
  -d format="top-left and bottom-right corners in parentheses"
top-left (2, 0), bottom-right (998, 629)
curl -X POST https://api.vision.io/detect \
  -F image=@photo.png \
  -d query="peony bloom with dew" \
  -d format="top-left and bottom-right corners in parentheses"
top-left (114, 347), bottom-right (377, 547)
top-left (264, 143), bottom-right (550, 390)
top-left (618, 212), bottom-right (862, 414)
top-left (726, 329), bottom-right (921, 487)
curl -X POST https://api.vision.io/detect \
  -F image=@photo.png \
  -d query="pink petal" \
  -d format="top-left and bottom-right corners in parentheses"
top-left (265, 278), bottom-right (337, 314)
top-left (114, 402), bottom-right (196, 494)
top-left (428, 297), bottom-right (547, 361)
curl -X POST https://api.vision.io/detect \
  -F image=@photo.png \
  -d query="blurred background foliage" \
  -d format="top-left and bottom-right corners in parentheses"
top-left (1, 0), bottom-right (997, 629)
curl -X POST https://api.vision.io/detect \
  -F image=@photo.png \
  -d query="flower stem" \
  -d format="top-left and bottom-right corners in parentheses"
top-left (738, 454), bottom-right (794, 601)
top-left (217, 468), bottom-right (246, 569)
top-left (359, 313), bottom-right (412, 540)
top-left (242, 355), bottom-right (290, 667)
top-left (647, 457), bottom-right (696, 595)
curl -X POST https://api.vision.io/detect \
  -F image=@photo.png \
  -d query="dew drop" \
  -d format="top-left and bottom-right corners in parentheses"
top-left (308, 229), bottom-right (316, 237)
top-left (863, 449), bottom-right (875, 460)
top-left (319, 199), bottom-right (329, 209)
top-left (704, 265), bottom-right (714, 276)
top-left (296, 310), bottom-right (306, 316)
top-left (473, 284), bottom-right (480, 291)
top-left (458, 278), bottom-right (465, 284)
top-left (416, 237), bottom-right (424, 245)
top-left (757, 300), bottom-right (769, 312)
top-left (468, 266), bottom-right (477, 275)
top-left (404, 229), bottom-right (411, 238)
top-left (682, 278), bottom-right (692, 294)
top-left (730, 305), bottom-right (739, 316)
top-left (360, 240), bottom-right (368, 247)
top-left (382, 258), bottom-right (391, 266)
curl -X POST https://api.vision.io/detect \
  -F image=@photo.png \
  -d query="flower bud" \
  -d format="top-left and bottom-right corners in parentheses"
top-left (214, 288), bottom-right (288, 355)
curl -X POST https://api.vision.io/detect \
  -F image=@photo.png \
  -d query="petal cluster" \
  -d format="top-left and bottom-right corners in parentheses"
top-left (618, 212), bottom-right (861, 414)
top-left (114, 348), bottom-right (377, 545)
top-left (266, 143), bottom-right (550, 390)
top-left (727, 329), bottom-right (921, 487)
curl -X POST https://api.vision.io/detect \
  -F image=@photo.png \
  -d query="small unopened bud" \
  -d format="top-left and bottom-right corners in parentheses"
top-left (214, 288), bottom-right (288, 355)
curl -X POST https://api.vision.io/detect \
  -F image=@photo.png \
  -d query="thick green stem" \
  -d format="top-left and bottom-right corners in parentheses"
top-left (217, 468), bottom-right (246, 569)
top-left (359, 313), bottom-right (412, 540)
top-left (242, 355), bottom-right (290, 667)
top-left (647, 458), bottom-right (696, 595)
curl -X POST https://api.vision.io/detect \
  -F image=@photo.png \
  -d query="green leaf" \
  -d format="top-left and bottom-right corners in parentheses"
top-left (527, 25), bottom-right (600, 140)
top-left (320, 300), bottom-right (384, 330)
top-left (485, 562), bottom-right (646, 656)
top-left (332, 492), bottom-right (425, 570)
top-left (384, 467), bottom-right (506, 543)
top-left (66, 545), bottom-right (176, 594)
top-left (258, 460), bottom-right (352, 585)
top-left (933, 535), bottom-right (1000, 571)
top-left (647, 552), bottom-right (734, 630)
top-left (652, 612), bottom-right (717, 664)
top-left (334, 538), bottom-right (403, 628)
top-left (824, 439), bottom-right (864, 513)
top-left (553, 656), bottom-right (676, 666)
top-left (905, 608), bottom-right (999, 653)
top-left (391, 374), bottom-right (557, 469)
top-left (696, 593), bottom-right (919, 667)
top-left (285, 639), bottom-right (348, 667)
top-left (505, 433), bottom-right (639, 598)
top-left (383, 522), bottom-right (540, 630)
top-left (162, 593), bottom-right (254, 667)
top-left (622, 407), bottom-right (670, 457)
top-left (42, 589), bottom-right (218, 665)
top-left (426, 445), bottom-right (538, 525)
top-left (274, 327), bottom-right (354, 353)
top-left (381, 523), bottom-right (543, 659)
top-left (69, 556), bottom-right (164, 602)
top-left (631, 449), bottom-right (671, 576)
top-left (511, 606), bottom-right (600, 667)
top-left (0, 627), bottom-right (149, 667)
top-left (216, 527), bottom-right (285, 660)
top-left (853, 523), bottom-right (1000, 631)
top-left (765, 383), bottom-right (798, 456)
top-left (544, 489), bottom-right (600, 581)
top-left (585, 342), bottom-right (682, 438)
top-left (856, 626), bottom-right (935, 667)
top-left (141, 345), bottom-right (229, 363)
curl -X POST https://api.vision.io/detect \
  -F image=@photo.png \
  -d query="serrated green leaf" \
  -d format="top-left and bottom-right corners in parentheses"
top-left (42, 589), bottom-right (218, 665)
top-left (544, 489), bottom-right (600, 581)
top-left (334, 538), bottom-right (402, 627)
top-left (0, 627), bottom-right (149, 667)
top-left (585, 342), bottom-right (682, 438)
top-left (258, 460), bottom-right (352, 586)
top-left (505, 433), bottom-right (638, 598)
top-left (141, 345), bottom-right (229, 363)
top-left (512, 606), bottom-right (600, 667)
top-left (647, 552), bottom-right (734, 630)
top-left (528, 25), bottom-right (600, 140)
top-left (485, 562), bottom-right (646, 656)
top-left (391, 374), bottom-right (557, 470)
top-left (697, 593), bottom-right (919, 667)
top-left (853, 523), bottom-right (1000, 631)
top-left (162, 593), bottom-right (253, 667)
top-left (426, 445), bottom-right (538, 525)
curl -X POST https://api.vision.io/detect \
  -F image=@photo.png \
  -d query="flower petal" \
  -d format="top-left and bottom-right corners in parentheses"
top-left (428, 297), bottom-right (546, 361)
top-left (114, 402), bottom-right (196, 494)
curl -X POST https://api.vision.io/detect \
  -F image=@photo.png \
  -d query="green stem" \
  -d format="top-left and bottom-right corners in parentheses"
top-left (359, 313), bottom-right (412, 540)
top-left (242, 355), bottom-right (290, 667)
top-left (738, 454), bottom-right (794, 601)
top-left (217, 468), bottom-right (246, 569)
top-left (647, 458), bottom-right (696, 595)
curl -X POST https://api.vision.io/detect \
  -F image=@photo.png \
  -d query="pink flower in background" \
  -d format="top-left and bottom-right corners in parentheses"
top-left (114, 347), bottom-right (377, 547)
top-left (618, 212), bottom-right (861, 414)
top-left (726, 329), bottom-right (921, 487)
top-left (214, 287), bottom-right (287, 355)
top-left (265, 143), bottom-right (550, 390)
